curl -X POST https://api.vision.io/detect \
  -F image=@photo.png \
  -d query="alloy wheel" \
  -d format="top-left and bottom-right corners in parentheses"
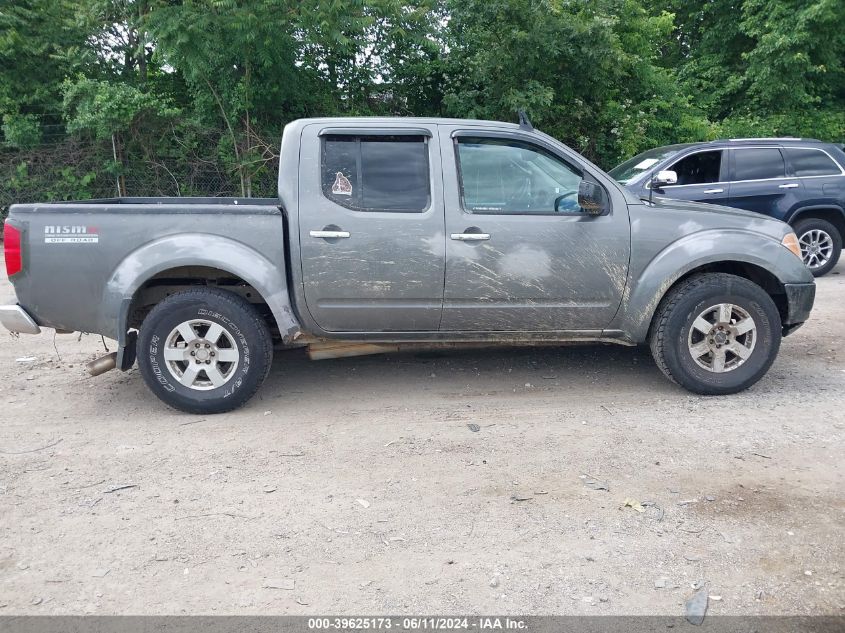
top-left (798, 229), bottom-right (834, 270)
top-left (163, 319), bottom-right (240, 390)
top-left (687, 303), bottom-right (757, 373)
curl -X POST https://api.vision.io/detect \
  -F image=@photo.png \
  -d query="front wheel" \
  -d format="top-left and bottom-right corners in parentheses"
top-left (138, 288), bottom-right (273, 414)
top-left (793, 218), bottom-right (842, 277)
top-left (649, 273), bottom-right (781, 395)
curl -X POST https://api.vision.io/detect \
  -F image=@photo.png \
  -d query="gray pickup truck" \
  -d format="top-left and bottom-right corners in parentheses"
top-left (2, 117), bottom-right (815, 413)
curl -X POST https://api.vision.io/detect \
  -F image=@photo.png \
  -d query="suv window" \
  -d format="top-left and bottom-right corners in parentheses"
top-left (456, 137), bottom-right (584, 215)
top-left (733, 148), bottom-right (785, 181)
top-left (667, 151), bottom-right (722, 185)
top-left (321, 135), bottom-right (430, 212)
top-left (785, 148), bottom-right (842, 177)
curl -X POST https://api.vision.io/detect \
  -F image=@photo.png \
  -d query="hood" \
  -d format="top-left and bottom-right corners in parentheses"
top-left (651, 196), bottom-right (789, 226)
top-left (633, 196), bottom-right (793, 242)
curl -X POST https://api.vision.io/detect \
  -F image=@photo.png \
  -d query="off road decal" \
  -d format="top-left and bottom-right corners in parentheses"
top-left (44, 225), bottom-right (99, 244)
top-left (331, 171), bottom-right (352, 196)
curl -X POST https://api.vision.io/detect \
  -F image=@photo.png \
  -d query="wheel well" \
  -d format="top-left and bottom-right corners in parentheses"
top-left (128, 266), bottom-right (278, 337)
top-left (668, 261), bottom-right (789, 324)
top-left (790, 208), bottom-right (845, 240)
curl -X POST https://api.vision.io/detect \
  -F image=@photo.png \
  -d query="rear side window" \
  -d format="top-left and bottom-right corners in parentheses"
top-left (733, 148), bottom-right (785, 181)
top-left (667, 150), bottom-right (722, 185)
top-left (785, 148), bottom-right (842, 177)
top-left (321, 135), bottom-right (430, 212)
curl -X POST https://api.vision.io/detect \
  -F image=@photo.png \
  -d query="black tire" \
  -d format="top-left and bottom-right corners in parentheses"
top-left (138, 288), bottom-right (273, 414)
top-left (648, 273), bottom-right (781, 395)
top-left (792, 218), bottom-right (842, 277)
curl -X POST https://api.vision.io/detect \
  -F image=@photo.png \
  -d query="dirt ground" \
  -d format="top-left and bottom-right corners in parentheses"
top-left (0, 258), bottom-right (843, 616)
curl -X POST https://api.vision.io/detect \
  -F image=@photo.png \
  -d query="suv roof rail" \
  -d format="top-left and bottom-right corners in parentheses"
top-left (714, 137), bottom-right (821, 143)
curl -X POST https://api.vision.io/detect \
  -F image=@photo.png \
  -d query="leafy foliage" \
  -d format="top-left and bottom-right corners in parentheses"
top-left (62, 76), bottom-right (179, 139)
top-left (655, 0), bottom-right (845, 139)
top-left (2, 114), bottom-right (42, 149)
top-left (0, 0), bottom-right (91, 115)
top-left (0, 0), bottom-right (843, 208)
top-left (439, 0), bottom-right (719, 163)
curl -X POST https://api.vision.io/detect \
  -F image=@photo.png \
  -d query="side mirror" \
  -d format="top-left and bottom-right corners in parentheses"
top-left (650, 170), bottom-right (678, 189)
top-left (578, 180), bottom-right (606, 216)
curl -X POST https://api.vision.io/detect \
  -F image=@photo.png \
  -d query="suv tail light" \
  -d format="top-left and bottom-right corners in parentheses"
top-left (3, 222), bottom-right (22, 277)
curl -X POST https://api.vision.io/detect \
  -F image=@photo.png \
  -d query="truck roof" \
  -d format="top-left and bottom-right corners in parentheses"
top-left (286, 116), bottom-right (522, 130)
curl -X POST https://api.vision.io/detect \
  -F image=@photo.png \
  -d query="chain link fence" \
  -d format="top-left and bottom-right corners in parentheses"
top-left (0, 135), bottom-right (279, 237)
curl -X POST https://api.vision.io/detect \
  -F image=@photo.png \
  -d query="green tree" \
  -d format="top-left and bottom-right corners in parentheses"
top-left (62, 77), bottom-right (179, 140)
top-left (655, 0), bottom-right (845, 138)
top-left (62, 76), bottom-right (179, 194)
top-left (294, 0), bottom-right (444, 114)
top-left (741, 0), bottom-right (845, 113)
top-left (144, 0), bottom-right (326, 195)
top-left (79, 0), bottom-right (156, 81)
top-left (0, 0), bottom-right (91, 116)
top-left (2, 114), bottom-right (42, 149)
top-left (441, 0), bottom-right (711, 165)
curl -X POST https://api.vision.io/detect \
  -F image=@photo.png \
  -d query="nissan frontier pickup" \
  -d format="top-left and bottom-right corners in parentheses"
top-left (1, 117), bottom-right (816, 413)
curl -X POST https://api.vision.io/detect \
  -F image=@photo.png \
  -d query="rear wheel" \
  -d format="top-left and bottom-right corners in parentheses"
top-left (793, 218), bottom-right (842, 277)
top-left (649, 273), bottom-right (781, 395)
top-left (138, 288), bottom-right (273, 414)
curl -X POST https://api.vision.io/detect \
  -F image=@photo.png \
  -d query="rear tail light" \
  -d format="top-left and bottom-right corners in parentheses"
top-left (3, 222), bottom-right (22, 277)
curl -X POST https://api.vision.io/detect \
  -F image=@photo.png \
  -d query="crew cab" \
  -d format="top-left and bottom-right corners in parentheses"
top-left (610, 138), bottom-right (845, 276)
top-left (2, 117), bottom-right (816, 413)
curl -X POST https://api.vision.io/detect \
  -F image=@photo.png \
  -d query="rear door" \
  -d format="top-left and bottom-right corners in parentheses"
top-left (438, 126), bottom-right (630, 332)
top-left (655, 149), bottom-right (731, 204)
top-left (728, 146), bottom-right (804, 216)
top-left (782, 146), bottom-right (845, 205)
top-left (298, 124), bottom-right (445, 332)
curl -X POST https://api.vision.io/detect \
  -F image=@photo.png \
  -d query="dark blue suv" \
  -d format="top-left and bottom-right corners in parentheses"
top-left (610, 139), bottom-right (845, 276)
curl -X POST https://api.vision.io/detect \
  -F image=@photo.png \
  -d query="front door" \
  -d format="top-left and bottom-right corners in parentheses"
top-left (439, 128), bottom-right (630, 332)
top-left (298, 125), bottom-right (445, 332)
top-left (655, 149), bottom-right (731, 205)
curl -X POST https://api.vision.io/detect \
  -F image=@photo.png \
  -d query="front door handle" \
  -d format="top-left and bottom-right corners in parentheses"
top-left (451, 232), bottom-right (491, 241)
top-left (778, 183), bottom-right (799, 189)
top-left (310, 230), bottom-right (350, 239)
top-left (703, 188), bottom-right (724, 194)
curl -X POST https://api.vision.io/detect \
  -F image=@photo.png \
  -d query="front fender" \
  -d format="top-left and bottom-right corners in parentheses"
top-left (611, 229), bottom-right (812, 342)
top-left (101, 233), bottom-right (299, 346)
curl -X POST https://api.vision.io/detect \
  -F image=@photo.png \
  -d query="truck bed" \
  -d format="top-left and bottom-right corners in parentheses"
top-left (19, 197), bottom-right (282, 214)
top-left (5, 197), bottom-right (288, 339)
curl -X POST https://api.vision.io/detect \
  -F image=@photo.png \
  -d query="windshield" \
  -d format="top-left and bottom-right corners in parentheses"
top-left (609, 145), bottom-right (689, 185)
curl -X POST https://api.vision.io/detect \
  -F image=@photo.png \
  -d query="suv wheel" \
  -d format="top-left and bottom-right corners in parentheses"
top-left (793, 218), bottom-right (842, 277)
top-left (138, 288), bottom-right (273, 414)
top-left (649, 273), bottom-right (781, 395)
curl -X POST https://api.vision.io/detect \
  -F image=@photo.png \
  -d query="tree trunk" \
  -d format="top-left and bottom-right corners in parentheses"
top-left (205, 79), bottom-right (245, 197)
top-left (137, 2), bottom-right (148, 82)
top-left (111, 133), bottom-right (126, 197)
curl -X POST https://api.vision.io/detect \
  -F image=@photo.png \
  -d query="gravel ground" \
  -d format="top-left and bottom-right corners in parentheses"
top-left (0, 258), bottom-right (843, 616)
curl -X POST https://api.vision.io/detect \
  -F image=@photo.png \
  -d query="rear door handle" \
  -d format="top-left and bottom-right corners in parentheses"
top-left (778, 183), bottom-right (799, 189)
top-left (451, 233), bottom-right (491, 241)
top-left (310, 230), bottom-right (350, 239)
top-left (703, 188), bottom-right (724, 194)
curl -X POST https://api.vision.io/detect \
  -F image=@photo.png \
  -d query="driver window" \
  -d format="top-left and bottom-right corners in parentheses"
top-left (667, 150), bottom-right (723, 186)
top-left (456, 137), bottom-right (584, 215)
